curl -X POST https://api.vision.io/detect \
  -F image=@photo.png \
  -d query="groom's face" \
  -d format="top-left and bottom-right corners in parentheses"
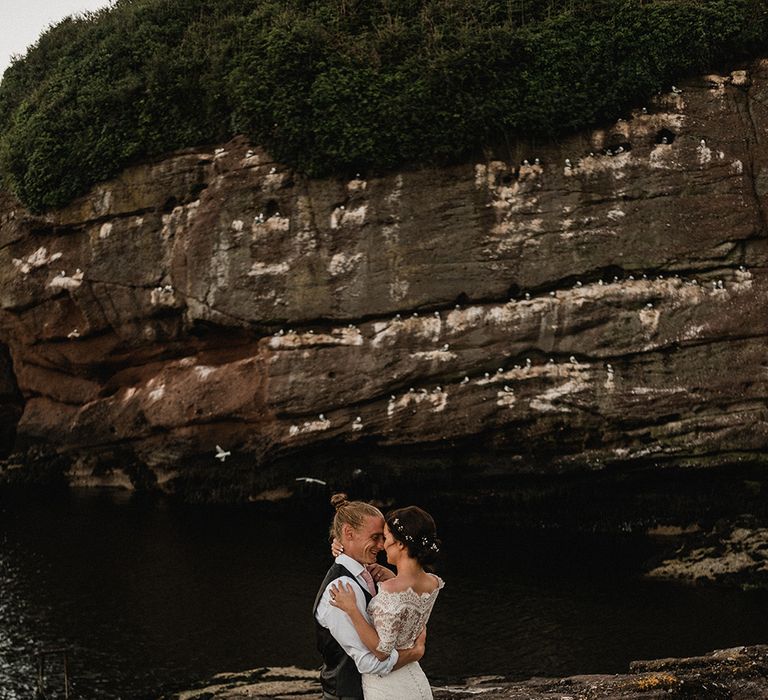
top-left (348, 515), bottom-right (386, 565)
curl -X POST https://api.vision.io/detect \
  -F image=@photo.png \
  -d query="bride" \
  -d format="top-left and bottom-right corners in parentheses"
top-left (330, 505), bottom-right (444, 700)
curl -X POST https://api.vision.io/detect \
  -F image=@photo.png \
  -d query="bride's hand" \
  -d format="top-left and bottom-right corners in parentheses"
top-left (330, 538), bottom-right (344, 558)
top-left (366, 563), bottom-right (395, 583)
top-left (329, 581), bottom-right (358, 615)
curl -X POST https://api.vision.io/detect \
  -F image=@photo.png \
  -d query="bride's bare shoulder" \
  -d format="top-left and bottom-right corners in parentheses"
top-left (378, 578), bottom-right (404, 594)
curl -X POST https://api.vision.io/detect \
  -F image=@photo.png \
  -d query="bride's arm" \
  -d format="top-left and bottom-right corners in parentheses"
top-left (329, 582), bottom-right (388, 660)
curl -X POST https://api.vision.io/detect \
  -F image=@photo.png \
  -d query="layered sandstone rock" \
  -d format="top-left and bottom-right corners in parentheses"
top-left (1, 62), bottom-right (767, 499)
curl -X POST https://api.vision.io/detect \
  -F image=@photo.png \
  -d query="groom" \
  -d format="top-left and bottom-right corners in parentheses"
top-left (313, 502), bottom-right (426, 699)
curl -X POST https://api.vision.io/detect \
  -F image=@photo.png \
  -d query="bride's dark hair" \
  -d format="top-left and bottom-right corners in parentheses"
top-left (385, 506), bottom-right (441, 566)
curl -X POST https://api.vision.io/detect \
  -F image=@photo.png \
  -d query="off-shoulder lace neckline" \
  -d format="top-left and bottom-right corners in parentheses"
top-left (376, 575), bottom-right (444, 599)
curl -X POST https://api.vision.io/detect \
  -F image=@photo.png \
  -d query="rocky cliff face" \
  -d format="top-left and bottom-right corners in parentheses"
top-left (1, 62), bottom-right (766, 501)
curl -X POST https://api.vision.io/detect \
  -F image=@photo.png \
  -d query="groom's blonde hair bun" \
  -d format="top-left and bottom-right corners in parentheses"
top-left (329, 493), bottom-right (382, 541)
top-left (331, 493), bottom-right (350, 510)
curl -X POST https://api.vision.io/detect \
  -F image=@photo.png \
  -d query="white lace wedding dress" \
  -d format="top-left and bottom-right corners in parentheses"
top-left (361, 575), bottom-right (444, 700)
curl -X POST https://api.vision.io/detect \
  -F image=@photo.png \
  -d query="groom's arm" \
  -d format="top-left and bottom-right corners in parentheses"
top-left (316, 577), bottom-right (400, 675)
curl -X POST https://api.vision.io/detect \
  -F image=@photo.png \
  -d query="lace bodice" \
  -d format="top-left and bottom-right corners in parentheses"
top-left (368, 576), bottom-right (444, 654)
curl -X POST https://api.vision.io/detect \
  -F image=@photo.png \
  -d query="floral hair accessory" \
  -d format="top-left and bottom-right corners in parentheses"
top-left (391, 516), bottom-right (439, 551)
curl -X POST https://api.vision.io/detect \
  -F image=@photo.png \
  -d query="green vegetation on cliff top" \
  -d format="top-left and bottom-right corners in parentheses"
top-left (0, 0), bottom-right (766, 212)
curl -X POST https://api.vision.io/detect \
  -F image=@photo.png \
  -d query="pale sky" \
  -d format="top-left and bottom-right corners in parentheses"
top-left (1, 0), bottom-right (113, 78)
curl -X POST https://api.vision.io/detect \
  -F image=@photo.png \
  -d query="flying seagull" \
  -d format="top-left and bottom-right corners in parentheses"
top-left (215, 445), bottom-right (231, 462)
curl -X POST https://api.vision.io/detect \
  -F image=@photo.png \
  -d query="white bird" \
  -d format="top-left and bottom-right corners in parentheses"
top-left (549, 291), bottom-right (556, 297)
top-left (455, 304), bottom-right (461, 309)
top-left (67, 329), bottom-right (80, 339)
top-left (442, 344), bottom-right (449, 351)
top-left (319, 414), bottom-right (326, 421)
top-left (434, 386), bottom-right (442, 392)
top-left (269, 167), bottom-right (276, 174)
top-left (390, 394), bottom-right (396, 400)
top-left (671, 85), bottom-right (682, 94)
top-left (646, 303), bottom-right (653, 308)
top-left (340, 205), bottom-right (345, 211)
top-left (569, 356), bottom-right (576, 364)
top-left (356, 173), bottom-right (361, 178)
top-left (548, 358), bottom-right (555, 364)
top-left (522, 159), bottom-right (530, 166)
top-left (513, 364), bottom-right (520, 370)
top-left (525, 293), bottom-right (531, 300)
top-left (59, 270), bottom-right (66, 277)
top-left (412, 312), bottom-right (419, 318)
top-left (215, 445), bottom-right (231, 462)
top-left (575, 281), bottom-right (582, 287)
top-left (348, 324), bottom-right (354, 329)
top-left (661, 136), bottom-right (669, 144)
top-left (497, 367), bottom-right (503, 373)
top-left (354, 416), bottom-right (362, 423)
top-left (214, 148), bottom-right (225, 155)
top-left (461, 376), bottom-right (469, 384)
top-left (484, 372), bottom-right (490, 378)
top-left (598, 280), bottom-right (604, 286)
top-left (245, 150), bottom-right (254, 158)
top-left (395, 314), bottom-right (401, 320)
top-left (295, 477), bottom-right (327, 486)
top-left (606, 363), bottom-right (613, 371)
top-left (565, 158), bottom-right (572, 168)
top-left (641, 107), bottom-right (648, 114)
top-left (525, 358), bottom-right (532, 367)
top-left (616, 146), bottom-right (624, 154)
top-left (628, 275), bottom-right (635, 281)
top-left (700, 139), bottom-right (706, 147)
top-left (606, 149), bottom-right (613, 156)
top-left (534, 158), bottom-right (540, 165)
top-left (739, 265), bottom-right (746, 272)
top-left (503, 385), bottom-right (511, 392)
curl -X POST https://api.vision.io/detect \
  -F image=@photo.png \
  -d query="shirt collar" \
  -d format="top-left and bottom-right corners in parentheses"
top-left (335, 553), bottom-right (365, 577)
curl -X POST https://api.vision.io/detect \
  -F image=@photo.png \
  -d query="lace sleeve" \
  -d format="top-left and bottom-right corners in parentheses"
top-left (369, 596), bottom-right (406, 655)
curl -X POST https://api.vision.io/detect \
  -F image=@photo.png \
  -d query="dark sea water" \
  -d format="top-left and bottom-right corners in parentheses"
top-left (1, 489), bottom-right (767, 699)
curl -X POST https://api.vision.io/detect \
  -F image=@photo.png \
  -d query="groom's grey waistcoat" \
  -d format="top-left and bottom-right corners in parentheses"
top-left (313, 562), bottom-right (374, 699)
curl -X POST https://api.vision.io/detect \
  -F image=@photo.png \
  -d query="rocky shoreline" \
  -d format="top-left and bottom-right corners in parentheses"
top-left (162, 646), bottom-right (768, 699)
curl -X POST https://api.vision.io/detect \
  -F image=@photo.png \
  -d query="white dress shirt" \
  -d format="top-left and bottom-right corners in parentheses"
top-left (315, 553), bottom-right (399, 675)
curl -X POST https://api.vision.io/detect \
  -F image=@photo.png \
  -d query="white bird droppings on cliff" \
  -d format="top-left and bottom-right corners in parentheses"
top-left (387, 390), bottom-right (448, 417)
top-left (12, 247), bottom-right (63, 274)
top-left (328, 252), bottom-right (364, 277)
top-left (530, 377), bottom-right (587, 413)
top-left (49, 273), bottom-right (83, 291)
top-left (248, 261), bottom-right (290, 277)
top-left (496, 388), bottom-right (516, 408)
top-left (697, 141), bottom-right (712, 165)
top-left (148, 385), bottom-right (166, 402)
top-left (289, 417), bottom-right (331, 437)
top-left (195, 366), bottom-right (216, 380)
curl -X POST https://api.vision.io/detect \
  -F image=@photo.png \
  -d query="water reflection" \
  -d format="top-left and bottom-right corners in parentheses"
top-left (0, 491), bottom-right (767, 698)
